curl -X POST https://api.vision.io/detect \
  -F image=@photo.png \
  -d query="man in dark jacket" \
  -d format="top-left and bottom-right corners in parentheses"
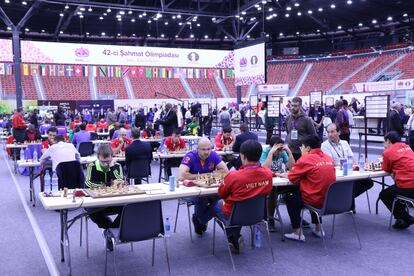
top-left (125, 128), bottom-right (153, 184)
top-left (335, 100), bottom-right (350, 144)
top-left (157, 103), bottom-right (178, 137)
top-left (285, 97), bottom-right (316, 161)
top-left (54, 107), bottom-right (66, 126)
top-left (388, 102), bottom-right (404, 137)
top-left (134, 108), bottom-right (147, 130)
top-left (232, 123), bottom-right (258, 153)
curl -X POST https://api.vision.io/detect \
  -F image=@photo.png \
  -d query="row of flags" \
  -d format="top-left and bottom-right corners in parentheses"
top-left (0, 63), bottom-right (235, 79)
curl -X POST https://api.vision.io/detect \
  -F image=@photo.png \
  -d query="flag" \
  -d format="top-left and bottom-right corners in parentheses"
top-left (152, 67), bottom-right (158, 78)
top-left (22, 64), bottom-right (29, 76)
top-left (31, 64), bottom-right (39, 75)
top-left (145, 68), bottom-right (152, 78)
top-left (187, 68), bottom-right (193, 78)
top-left (48, 65), bottom-right (57, 76)
top-left (40, 64), bottom-right (48, 76)
top-left (0, 63), bottom-right (5, 75)
top-left (58, 65), bottom-right (65, 76)
top-left (99, 66), bottom-right (107, 77)
top-left (65, 65), bottom-right (73, 76)
top-left (74, 65), bottom-right (82, 76)
top-left (200, 68), bottom-right (206, 79)
top-left (160, 68), bottom-right (166, 78)
top-left (207, 69), bottom-right (213, 79)
top-left (221, 69), bottom-right (226, 79)
top-left (5, 64), bottom-right (13, 75)
top-left (227, 69), bottom-right (233, 78)
top-left (138, 67), bottom-right (145, 78)
top-left (115, 66), bottom-right (122, 77)
top-left (167, 68), bottom-right (173, 78)
top-left (122, 66), bottom-right (129, 77)
top-left (91, 66), bottom-right (99, 77)
top-left (173, 68), bottom-right (179, 78)
top-left (194, 68), bottom-right (200, 79)
top-left (83, 65), bottom-right (89, 77)
top-left (107, 66), bottom-right (113, 77)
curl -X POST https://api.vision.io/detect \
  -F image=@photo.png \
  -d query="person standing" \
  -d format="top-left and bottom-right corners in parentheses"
top-left (134, 108), bottom-right (147, 130)
top-left (406, 106), bottom-right (414, 151)
top-left (72, 122), bottom-right (91, 150)
top-left (308, 101), bottom-right (325, 142)
top-left (285, 97), bottom-right (316, 161)
top-left (125, 128), bottom-right (153, 184)
top-left (157, 103), bottom-right (178, 137)
top-left (335, 100), bottom-right (350, 144)
top-left (54, 107), bottom-right (66, 126)
top-left (388, 102), bottom-right (404, 137)
top-left (219, 106), bottom-right (231, 129)
top-left (12, 107), bottom-right (27, 144)
top-left (380, 131), bottom-right (414, 229)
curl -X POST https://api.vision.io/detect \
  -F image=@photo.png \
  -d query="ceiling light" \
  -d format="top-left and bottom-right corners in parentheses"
top-left (296, 31), bottom-right (300, 35)
top-left (99, 16), bottom-right (103, 20)
top-left (101, 32), bottom-right (105, 36)
top-left (212, 17), bottom-right (216, 21)
top-left (86, 32), bottom-right (89, 35)
top-left (285, 13), bottom-right (290, 18)
top-left (266, 34), bottom-right (270, 37)
top-left (197, 23), bottom-right (200, 27)
top-left (257, 7), bottom-right (262, 11)
top-left (308, 10), bottom-right (313, 14)
top-left (178, 22), bottom-right (182, 25)
top-left (372, 19), bottom-right (377, 24)
top-left (279, 32), bottom-right (283, 36)
top-left (337, 25), bottom-right (342, 29)
top-left (172, 16), bottom-right (176, 19)
top-left (139, 15), bottom-right (143, 18)
top-left (164, 21), bottom-right (168, 25)
top-left (7, 26), bottom-right (11, 30)
top-left (403, 13), bottom-right (408, 17)
top-left (286, 6), bottom-right (292, 11)
top-left (261, 0), bottom-right (267, 4)
top-left (175, 35), bottom-right (179, 38)
top-left (131, 19), bottom-right (135, 22)
top-left (254, 4), bottom-right (260, 8)
top-left (132, 33), bottom-right (135, 36)
top-left (80, 7), bottom-right (85, 11)
top-left (186, 21), bottom-right (191, 25)
top-left (347, 0), bottom-right (353, 4)
top-left (142, 12), bottom-right (147, 16)
top-left (117, 18), bottom-right (121, 21)
top-left (156, 13), bottom-right (162, 18)
top-left (317, 29), bottom-right (320, 32)
top-left (65, 4), bottom-right (69, 9)
top-left (103, 13), bottom-right (107, 16)
top-left (60, 13), bottom-right (64, 17)
top-left (147, 20), bottom-right (151, 23)
top-left (161, 34), bottom-right (165, 38)
top-left (147, 34), bottom-right (151, 37)
top-left (266, 16), bottom-right (272, 20)
top-left (25, 28), bottom-right (29, 32)
top-left (224, 36), bottom-right (228, 39)
top-left (116, 14), bottom-right (121, 18)
top-left (204, 35), bottom-right (208, 39)
top-left (107, 8), bottom-right (111, 13)
top-left (176, 14), bottom-right (181, 18)
top-left (88, 7), bottom-right (92, 12)
top-left (358, 22), bottom-right (363, 26)
top-left (250, 17), bottom-right (256, 21)
top-left (247, 35), bottom-right (250, 38)
top-left (79, 15), bottom-right (84, 18)
top-left (77, 12), bottom-right (82, 15)
top-left (190, 34), bottom-right (194, 38)
top-left (239, 17), bottom-right (244, 20)
top-left (154, 17), bottom-right (158, 21)
top-left (268, 8), bottom-right (273, 12)
top-left (127, 10), bottom-right (132, 15)
top-left (60, 31), bottom-right (63, 34)
top-left (116, 33), bottom-right (120, 37)
top-left (387, 16), bottom-right (393, 21)
top-left (297, 12), bottom-right (302, 16)
top-left (5, 0), bottom-right (10, 3)
top-left (272, 13), bottom-right (277, 17)
top-left (318, 8), bottom-right (323, 12)
top-left (119, 11), bottom-right (125, 15)
top-left (294, 3), bottom-right (300, 7)
top-left (21, 1), bottom-right (27, 4)
top-left (330, 4), bottom-right (336, 9)
top-left (242, 11), bottom-right (247, 15)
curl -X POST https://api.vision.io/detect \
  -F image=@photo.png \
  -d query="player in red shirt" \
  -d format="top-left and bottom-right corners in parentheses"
top-left (96, 119), bottom-right (109, 132)
top-left (284, 134), bottom-right (336, 241)
top-left (85, 121), bottom-right (97, 132)
top-left (12, 107), bottom-right (27, 143)
top-left (110, 128), bottom-right (132, 154)
top-left (39, 127), bottom-right (58, 192)
top-left (195, 140), bottom-right (272, 254)
top-left (163, 128), bottom-right (186, 177)
top-left (70, 116), bottom-right (82, 130)
top-left (380, 131), bottom-right (414, 229)
top-left (214, 126), bottom-right (235, 151)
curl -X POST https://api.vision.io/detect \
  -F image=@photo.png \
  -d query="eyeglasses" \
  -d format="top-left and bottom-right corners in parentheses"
top-left (99, 159), bottom-right (112, 165)
top-left (198, 147), bottom-right (212, 151)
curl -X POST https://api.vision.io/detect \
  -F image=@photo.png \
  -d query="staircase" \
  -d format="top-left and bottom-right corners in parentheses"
top-left (33, 74), bottom-right (46, 100)
top-left (368, 54), bottom-right (407, 82)
top-left (214, 76), bottom-right (230, 98)
top-left (179, 74), bottom-right (195, 98)
top-left (88, 66), bottom-right (98, 100)
top-left (290, 63), bottom-right (312, 96)
top-left (123, 77), bottom-right (135, 99)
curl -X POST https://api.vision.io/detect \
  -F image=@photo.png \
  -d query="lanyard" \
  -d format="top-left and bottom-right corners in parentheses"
top-left (242, 164), bottom-right (261, 170)
top-left (329, 141), bottom-right (345, 158)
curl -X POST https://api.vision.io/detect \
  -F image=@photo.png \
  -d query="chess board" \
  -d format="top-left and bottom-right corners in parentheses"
top-left (84, 185), bottom-right (145, 198)
top-left (364, 161), bottom-right (383, 171)
top-left (194, 172), bottom-right (225, 188)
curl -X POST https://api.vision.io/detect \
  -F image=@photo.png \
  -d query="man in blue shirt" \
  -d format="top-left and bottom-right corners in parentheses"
top-left (72, 122), bottom-right (91, 150)
top-left (178, 137), bottom-right (228, 235)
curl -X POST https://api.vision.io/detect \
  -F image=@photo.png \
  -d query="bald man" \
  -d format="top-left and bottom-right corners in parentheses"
top-left (178, 137), bottom-right (229, 235)
top-left (111, 128), bottom-right (132, 154)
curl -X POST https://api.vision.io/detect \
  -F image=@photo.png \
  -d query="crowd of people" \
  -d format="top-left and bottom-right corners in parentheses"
top-left (1, 95), bottom-right (414, 253)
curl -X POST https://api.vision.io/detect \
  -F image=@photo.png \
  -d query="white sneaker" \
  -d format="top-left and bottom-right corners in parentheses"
top-left (312, 228), bottom-right (325, 238)
top-left (284, 232), bottom-right (306, 242)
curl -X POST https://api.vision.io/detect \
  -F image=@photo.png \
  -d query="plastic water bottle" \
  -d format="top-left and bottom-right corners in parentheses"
top-left (342, 160), bottom-right (348, 176)
top-left (165, 217), bottom-right (171, 237)
top-left (33, 150), bottom-right (38, 162)
top-left (20, 148), bottom-right (26, 161)
top-left (169, 176), bottom-right (175, 192)
top-left (359, 154), bottom-right (365, 172)
top-left (255, 224), bottom-right (261, 248)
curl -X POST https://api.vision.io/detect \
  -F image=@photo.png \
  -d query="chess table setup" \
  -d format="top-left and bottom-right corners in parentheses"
top-left (193, 171), bottom-right (226, 188)
top-left (84, 182), bottom-right (145, 198)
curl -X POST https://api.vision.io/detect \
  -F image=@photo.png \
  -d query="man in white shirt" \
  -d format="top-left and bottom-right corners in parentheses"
top-left (321, 123), bottom-right (373, 211)
top-left (40, 135), bottom-right (80, 171)
top-left (406, 106), bottom-right (414, 151)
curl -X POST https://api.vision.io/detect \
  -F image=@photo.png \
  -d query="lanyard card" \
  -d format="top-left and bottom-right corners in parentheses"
top-left (291, 129), bottom-right (298, 140)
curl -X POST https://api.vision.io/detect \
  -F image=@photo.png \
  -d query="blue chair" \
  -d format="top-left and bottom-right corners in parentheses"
top-left (78, 141), bottom-right (94, 157)
top-left (105, 200), bottom-right (170, 275)
top-left (300, 181), bottom-right (362, 250)
top-left (212, 195), bottom-right (275, 271)
top-left (388, 195), bottom-right (414, 230)
top-left (126, 158), bottom-right (151, 184)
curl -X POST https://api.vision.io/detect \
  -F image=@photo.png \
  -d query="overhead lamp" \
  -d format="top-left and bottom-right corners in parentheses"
top-left (132, 33), bottom-right (136, 36)
top-left (242, 11), bottom-right (247, 15)
top-left (387, 16), bottom-right (392, 21)
top-left (7, 26), bottom-right (11, 30)
top-left (147, 20), bottom-right (152, 23)
top-left (99, 16), bottom-right (103, 20)
top-left (80, 7), bottom-right (85, 11)
top-left (190, 34), bottom-right (194, 38)
top-left (257, 7), bottom-right (262, 11)
top-left (119, 11), bottom-right (125, 15)
top-left (117, 18), bottom-right (121, 21)
top-left (285, 13), bottom-right (290, 18)
top-left (294, 3), bottom-right (300, 7)
top-left (5, 0), bottom-right (10, 3)
top-left (103, 13), bottom-right (107, 16)
top-left (131, 19), bottom-right (135, 22)
top-left (161, 34), bottom-right (165, 38)
top-left (142, 12), bottom-right (147, 16)
top-left (60, 31), bottom-right (63, 34)
top-left (372, 19), bottom-right (377, 24)
top-left (88, 7), bottom-right (92, 12)
top-left (101, 32), bottom-right (106, 36)
top-left (261, 0), bottom-right (267, 4)
top-left (286, 6), bottom-right (292, 11)
top-left (178, 22), bottom-right (183, 25)
top-left (60, 13), bottom-right (64, 17)
top-left (197, 23), bottom-right (201, 27)
top-left (147, 34), bottom-right (151, 37)
top-left (308, 10), bottom-right (313, 14)
top-left (175, 35), bottom-right (179, 38)
top-left (107, 8), bottom-right (111, 12)
top-left (358, 22), bottom-right (363, 26)
top-left (64, 5), bottom-right (69, 9)
top-left (337, 25), bottom-right (342, 29)
top-left (204, 35), bottom-right (208, 39)
top-left (128, 11), bottom-right (133, 15)
top-left (247, 35), bottom-right (250, 38)
top-left (86, 32), bottom-right (89, 35)
top-left (25, 28), bottom-right (29, 32)
top-left (330, 4), bottom-right (336, 9)
top-left (117, 33), bottom-right (120, 36)
top-left (139, 15), bottom-right (143, 18)
top-left (279, 32), bottom-right (283, 36)
top-left (224, 36), bottom-right (228, 39)
top-left (79, 15), bottom-right (84, 18)
top-left (164, 21), bottom-right (168, 25)
top-left (318, 8), bottom-right (323, 12)
top-left (172, 16), bottom-right (176, 19)
top-left (297, 12), bottom-right (302, 16)
top-left (403, 13), bottom-right (408, 17)
top-left (268, 8), bottom-right (273, 12)
top-left (347, 0), bottom-right (353, 4)
top-left (21, 1), bottom-right (27, 5)
top-left (176, 14), bottom-right (181, 18)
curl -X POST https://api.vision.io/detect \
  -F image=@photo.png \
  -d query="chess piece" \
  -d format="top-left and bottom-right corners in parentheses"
top-left (72, 193), bottom-right (76, 203)
top-left (63, 187), bottom-right (68, 198)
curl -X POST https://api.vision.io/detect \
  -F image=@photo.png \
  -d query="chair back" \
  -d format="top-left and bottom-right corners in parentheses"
top-left (229, 195), bottom-right (267, 226)
top-left (127, 159), bottom-right (151, 179)
top-left (90, 132), bottom-right (98, 140)
top-left (322, 181), bottom-right (354, 215)
top-left (78, 141), bottom-right (94, 157)
top-left (118, 200), bottom-right (164, 242)
top-left (56, 160), bottom-right (85, 190)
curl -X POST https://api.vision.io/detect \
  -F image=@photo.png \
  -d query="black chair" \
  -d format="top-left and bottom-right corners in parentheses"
top-left (105, 200), bottom-right (170, 275)
top-left (78, 141), bottom-right (95, 157)
top-left (90, 132), bottom-right (98, 141)
top-left (301, 181), bottom-right (362, 250)
top-left (388, 195), bottom-right (414, 230)
top-left (126, 159), bottom-right (151, 184)
top-left (212, 195), bottom-right (275, 271)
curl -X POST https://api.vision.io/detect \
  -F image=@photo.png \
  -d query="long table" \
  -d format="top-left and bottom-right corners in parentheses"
top-left (39, 169), bottom-right (388, 275)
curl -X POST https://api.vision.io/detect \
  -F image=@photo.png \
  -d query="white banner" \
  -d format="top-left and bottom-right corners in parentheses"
top-left (0, 39), bottom-right (232, 68)
top-left (353, 79), bottom-right (414, 92)
top-left (234, 43), bottom-right (265, 86)
top-left (257, 84), bottom-right (289, 93)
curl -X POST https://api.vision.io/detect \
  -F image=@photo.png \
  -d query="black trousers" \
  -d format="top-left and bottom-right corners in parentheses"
top-left (87, 206), bottom-right (123, 229)
top-left (265, 126), bottom-right (274, 145)
top-left (379, 185), bottom-right (414, 221)
top-left (165, 158), bottom-right (182, 177)
top-left (292, 152), bottom-right (302, 162)
top-left (267, 185), bottom-right (299, 221)
top-left (285, 190), bottom-right (321, 229)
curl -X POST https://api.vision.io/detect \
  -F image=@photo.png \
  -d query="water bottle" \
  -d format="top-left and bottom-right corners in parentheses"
top-left (359, 154), bottom-right (365, 172)
top-left (20, 148), bottom-right (25, 161)
top-left (342, 160), bottom-right (348, 176)
top-left (255, 224), bottom-right (261, 248)
top-left (33, 150), bottom-right (38, 162)
top-left (169, 176), bottom-right (175, 192)
top-left (164, 217), bottom-right (171, 237)
top-left (347, 155), bottom-right (353, 171)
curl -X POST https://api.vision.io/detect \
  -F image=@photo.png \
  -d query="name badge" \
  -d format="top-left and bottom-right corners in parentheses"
top-left (291, 130), bottom-right (298, 140)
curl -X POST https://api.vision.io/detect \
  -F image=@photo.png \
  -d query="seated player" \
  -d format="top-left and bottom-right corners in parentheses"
top-left (85, 144), bottom-right (124, 251)
top-left (195, 140), bottom-right (272, 253)
top-left (24, 124), bottom-right (41, 142)
top-left (321, 123), bottom-right (373, 210)
top-left (39, 127), bottom-right (57, 192)
top-left (284, 134), bottom-right (336, 241)
top-left (70, 116), bottom-right (82, 130)
top-left (39, 119), bottom-right (52, 135)
top-left (141, 122), bottom-right (159, 139)
top-left (85, 121), bottom-right (96, 132)
top-left (110, 128), bottom-right (132, 155)
top-left (380, 131), bottom-right (414, 229)
top-left (164, 128), bottom-right (186, 177)
top-left (72, 122), bottom-right (91, 150)
top-left (125, 128), bottom-right (153, 184)
top-left (39, 135), bottom-right (80, 172)
top-left (178, 137), bottom-right (229, 235)
top-left (260, 135), bottom-right (295, 231)
top-left (96, 118), bottom-right (109, 133)
top-left (187, 117), bottom-right (200, 136)
top-left (214, 126), bottom-right (235, 151)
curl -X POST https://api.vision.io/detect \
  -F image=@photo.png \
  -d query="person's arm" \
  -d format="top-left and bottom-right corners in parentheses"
top-left (214, 134), bottom-right (224, 150)
top-left (283, 146), bottom-right (295, 170)
top-left (180, 139), bottom-right (186, 149)
top-left (178, 164), bottom-right (195, 180)
top-left (113, 163), bottom-right (124, 180)
top-left (217, 174), bottom-right (232, 199)
top-left (381, 152), bottom-right (392, 173)
top-left (215, 161), bottom-right (229, 174)
top-left (39, 147), bottom-right (51, 165)
top-left (85, 163), bottom-right (101, 189)
top-left (287, 159), bottom-right (309, 184)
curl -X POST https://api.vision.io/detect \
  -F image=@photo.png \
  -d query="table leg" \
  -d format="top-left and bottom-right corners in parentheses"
top-left (158, 159), bottom-right (163, 182)
top-left (13, 150), bottom-right (18, 174)
top-left (60, 210), bottom-right (72, 275)
top-left (375, 176), bottom-right (385, 215)
top-left (31, 167), bottom-right (36, 207)
top-left (60, 210), bottom-right (65, 262)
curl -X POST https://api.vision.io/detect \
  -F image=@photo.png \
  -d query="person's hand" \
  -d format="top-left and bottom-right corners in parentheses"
top-left (282, 145), bottom-right (292, 153)
top-left (270, 144), bottom-right (283, 154)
